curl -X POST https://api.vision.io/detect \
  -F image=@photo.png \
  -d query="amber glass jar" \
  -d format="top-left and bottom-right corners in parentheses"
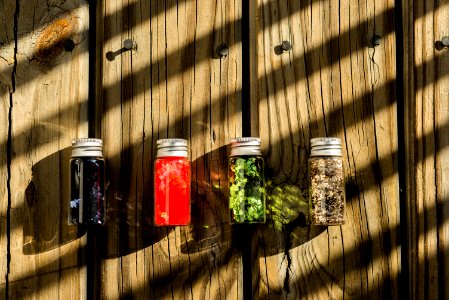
top-left (309, 137), bottom-right (345, 225)
top-left (69, 138), bottom-right (105, 225)
top-left (229, 137), bottom-right (266, 224)
top-left (154, 139), bottom-right (191, 226)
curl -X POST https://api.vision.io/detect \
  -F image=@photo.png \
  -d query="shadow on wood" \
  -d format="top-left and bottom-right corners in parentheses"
top-left (181, 145), bottom-right (232, 254)
top-left (23, 147), bottom-right (85, 255)
top-left (21, 146), bottom-right (169, 257)
top-left (182, 145), bottom-right (326, 257)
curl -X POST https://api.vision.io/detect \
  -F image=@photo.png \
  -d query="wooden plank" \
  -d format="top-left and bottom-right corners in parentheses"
top-left (403, 1), bottom-right (449, 299)
top-left (0, 0), bottom-right (14, 293)
top-left (252, 0), bottom-right (400, 298)
top-left (0, 61), bottom-right (10, 297)
top-left (0, 0), bottom-right (89, 298)
top-left (0, 0), bottom-right (18, 292)
top-left (98, 0), bottom-right (242, 298)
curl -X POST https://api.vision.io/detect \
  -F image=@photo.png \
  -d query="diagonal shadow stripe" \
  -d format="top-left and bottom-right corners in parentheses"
top-left (1, 1), bottom-right (446, 96)
top-left (0, 4), bottom-right (396, 155)
top-left (1, 0), bottom-right (447, 298)
top-left (0, 0), bottom-right (327, 57)
top-left (260, 194), bottom-right (447, 299)
top-left (1, 49), bottom-right (446, 174)
top-left (0, 83), bottom-right (441, 296)
top-left (2, 194), bottom-right (441, 298)
top-left (1, 1), bottom-right (445, 165)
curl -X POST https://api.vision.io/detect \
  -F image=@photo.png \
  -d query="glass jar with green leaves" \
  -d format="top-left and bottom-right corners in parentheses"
top-left (229, 137), bottom-right (266, 223)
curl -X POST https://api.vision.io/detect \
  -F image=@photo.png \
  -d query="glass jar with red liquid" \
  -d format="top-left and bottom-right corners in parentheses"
top-left (154, 139), bottom-right (191, 226)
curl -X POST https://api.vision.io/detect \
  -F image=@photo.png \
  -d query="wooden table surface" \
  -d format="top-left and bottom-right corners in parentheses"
top-left (1, 0), bottom-right (448, 299)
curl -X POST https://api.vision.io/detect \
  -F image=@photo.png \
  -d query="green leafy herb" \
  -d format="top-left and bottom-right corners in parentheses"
top-left (229, 157), bottom-right (265, 223)
top-left (265, 181), bottom-right (308, 234)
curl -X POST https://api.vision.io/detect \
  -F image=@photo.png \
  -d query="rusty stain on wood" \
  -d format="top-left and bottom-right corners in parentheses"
top-left (34, 16), bottom-right (77, 62)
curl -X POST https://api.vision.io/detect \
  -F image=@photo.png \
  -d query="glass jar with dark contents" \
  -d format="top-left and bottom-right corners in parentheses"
top-left (309, 137), bottom-right (345, 225)
top-left (229, 137), bottom-right (266, 224)
top-left (69, 138), bottom-right (105, 225)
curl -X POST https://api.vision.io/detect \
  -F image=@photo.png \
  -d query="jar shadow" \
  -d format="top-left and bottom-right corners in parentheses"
top-left (180, 145), bottom-right (326, 257)
top-left (22, 146), bottom-right (170, 257)
top-left (181, 145), bottom-right (233, 254)
top-left (259, 180), bottom-right (326, 256)
top-left (23, 147), bottom-right (86, 254)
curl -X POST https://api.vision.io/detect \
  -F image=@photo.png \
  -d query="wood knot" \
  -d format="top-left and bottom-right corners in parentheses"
top-left (34, 16), bottom-right (77, 63)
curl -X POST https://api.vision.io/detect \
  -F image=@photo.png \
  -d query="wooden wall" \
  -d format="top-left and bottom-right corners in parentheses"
top-left (403, 1), bottom-right (449, 299)
top-left (252, 0), bottom-right (400, 298)
top-left (0, 0), bottom-right (447, 299)
top-left (0, 0), bottom-right (89, 299)
top-left (98, 0), bottom-right (241, 298)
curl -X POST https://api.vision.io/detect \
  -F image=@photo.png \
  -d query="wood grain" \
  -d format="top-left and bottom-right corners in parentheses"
top-left (0, 0), bottom-right (89, 298)
top-left (403, 1), bottom-right (449, 299)
top-left (252, 0), bottom-right (400, 298)
top-left (2, 0), bottom-right (449, 299)
top-left (98, 0), bottom-right (242, 298)
top-left (0, 50), bottom-right (10, 300)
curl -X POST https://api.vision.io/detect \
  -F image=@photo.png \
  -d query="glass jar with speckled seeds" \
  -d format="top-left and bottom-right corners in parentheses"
top-left (309, 137), bottom-right (345, 225)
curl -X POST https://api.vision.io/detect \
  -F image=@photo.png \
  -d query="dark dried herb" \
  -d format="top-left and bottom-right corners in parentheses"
top-left (309, 157), bottom-right (344, 225)
top-left (69, 158), bottom-right (105, 225)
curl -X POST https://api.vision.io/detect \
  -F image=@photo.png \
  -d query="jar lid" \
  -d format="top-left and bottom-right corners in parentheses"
top-left (310, 137), bottom-right (342, 156)
top-left (71, 138), bottom-right (103, 157)
top-left (230, 137), bottom-right (262, 156)
top-left (156, 138), bottom-right (189, 157)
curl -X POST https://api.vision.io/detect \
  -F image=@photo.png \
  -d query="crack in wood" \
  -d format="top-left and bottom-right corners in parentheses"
top-left (5, 0), bottom-right (19, 297)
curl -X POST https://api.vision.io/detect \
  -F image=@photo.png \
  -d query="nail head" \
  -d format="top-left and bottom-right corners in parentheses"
top-left (63, 39), bottom-right (75, 52)
top-left (123, 39), bottom-right (136, 50)
top-left (216, 43), bottom-right (229, 57)
top-left (281, 41), bottom-right (292, 51)
top-left (442, 36), bottom-right (449, 47)
top-left (371, 34), bottom-right (382, 47)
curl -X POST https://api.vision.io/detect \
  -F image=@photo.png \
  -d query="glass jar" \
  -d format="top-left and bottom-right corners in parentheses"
top-left (309, 137), bottom-right (345, 225)
top-left (154, 139), bottom-right (191, 226)
top-left (69, 138), bottom-right (105, 225)
top-left (229, 137), bottom-right (266, 224)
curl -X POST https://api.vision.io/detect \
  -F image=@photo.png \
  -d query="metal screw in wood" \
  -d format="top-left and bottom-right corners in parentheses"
top-left (435, 36), bottom-right (449, 51)
top-left (216, 43), bottom-right (229, 57)
top-left (442, 36), bottom-right (449, 47)
top-left (281, 41), bottom-right (292, 52)
top-left (63, 39), bottom-right (75, 52)
top-left (123, 39), bottom-right (136, 50)
top-left (371, 34), bottom-right (382, 47)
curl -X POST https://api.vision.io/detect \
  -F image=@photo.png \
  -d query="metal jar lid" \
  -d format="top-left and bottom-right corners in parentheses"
top-left (71, 138), bottom-right (103, 157)
top-left (230, 137), bottom-right (262, 156)
top-left (156, 138), bottom-right (189, 157)
top-left (310, 137), bottom-right (342, 156)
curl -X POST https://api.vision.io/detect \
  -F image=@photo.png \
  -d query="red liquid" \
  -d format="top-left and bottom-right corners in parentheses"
top-left (154, 156), bottom-right (191, 225)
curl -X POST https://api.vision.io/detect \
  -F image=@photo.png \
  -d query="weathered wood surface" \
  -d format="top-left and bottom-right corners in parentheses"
top-left (252, 0), bottom-right (400, 298)
top-left (98, 0), bottom-right (242, 298)
top-left (403, 1), bottom-right (449, 299)
top-left (3, 0), bottom-right (449, 299)
top-left (0, 0), bottom-right (89, 298)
